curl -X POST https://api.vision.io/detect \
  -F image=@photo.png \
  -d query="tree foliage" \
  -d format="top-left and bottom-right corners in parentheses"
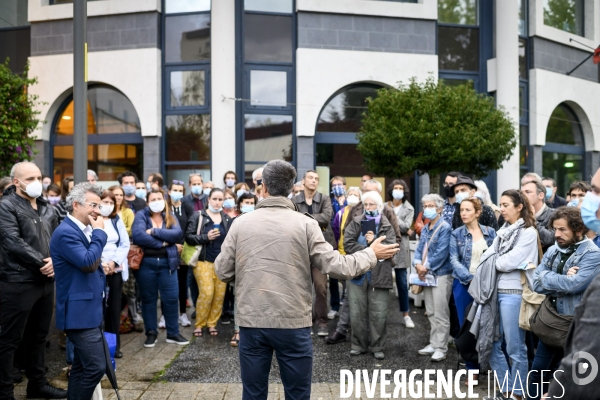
top-left (357, 77), bottom-right (517, 178)
top-left (0, 60), bottom-right (41, 177)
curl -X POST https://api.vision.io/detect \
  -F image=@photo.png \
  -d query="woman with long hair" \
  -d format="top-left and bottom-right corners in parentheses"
top-left (55, 177), bottom-right (74, 223)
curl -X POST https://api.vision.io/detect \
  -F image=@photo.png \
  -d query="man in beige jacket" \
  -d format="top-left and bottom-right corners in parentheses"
top-left (215, 160), bottom-right (398, 400)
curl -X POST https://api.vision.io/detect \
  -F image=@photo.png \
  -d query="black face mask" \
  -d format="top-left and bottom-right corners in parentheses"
top-left (256, 179), bottom-right (262, 186)
top-left (443, 186), bottom-right (455, 198)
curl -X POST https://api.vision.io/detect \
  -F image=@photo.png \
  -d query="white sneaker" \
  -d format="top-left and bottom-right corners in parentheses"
top-left (179, 313), bottom-right (191, 327)
top-left (431, 350), bottom-right (447, 362)
top-left (402, 316), bottom-right (415, 328)
top-left (418, 345), bottom-right (435, 355)
top-left (158, 315), bottom-right (166, 329)
top-left (327, 310), bottom-right (339, 320)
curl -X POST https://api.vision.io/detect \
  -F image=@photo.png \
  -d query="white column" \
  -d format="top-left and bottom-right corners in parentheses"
top-left (211, 0), bottom-right (236, 183)
top-left (495, 1), bottom-right (521, 198)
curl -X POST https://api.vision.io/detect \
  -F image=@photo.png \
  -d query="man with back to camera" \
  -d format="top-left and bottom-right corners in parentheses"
top-left (51, 182), bottom-right (109, 400)
top-left (0, 161), bottom-right (67, 400)
top-left (118, 171), bottom-right (146, 212)
top-left (215, 160), bottom-right (399, 400)
top-left (542, 177), bottom-right (567, 209)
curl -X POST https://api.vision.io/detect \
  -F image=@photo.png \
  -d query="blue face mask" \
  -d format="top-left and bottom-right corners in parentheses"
top-left (581, 192), bottom-right (600, 234)
top-left (365, 210), bottom-right (379, 217)
top-left (146, 182), bottom-right (152, 191)
top-left (332, 186), bottom-right (345, 197)
top-left (455, 192), bottom-right (469, 204)
top-left (203, 188), bottom-right (212, 196)
top-left (223, 199), bottom-right (236, 209)
top-left (567, 199), bottom-right (580, 207)
top-left (135, 189), bottom-right (146, 199)
top-left (170, 191), bottom-right (183, 202)
top-left (208, 205), bottom-right (222, 213)
top-left (423, 208), bottom-right (438, 220)
top-left (122, 185), bottom-right (135, 196)
top-left (392, 189), bottom-right (404, 200)
top-left (237, 189), bottom-right (248, 198)
top-left (191, 186), bottom-right (203, 196)
top-left (241, 205), bottom-right (255, 213)
top-left (545, 187), bottom-right (553, 200)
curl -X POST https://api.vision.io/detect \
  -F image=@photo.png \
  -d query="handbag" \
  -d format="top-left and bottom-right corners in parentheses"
top-left (181, 214), bottom-right (203, 267)
top-left (529, 297), bottom-right (573, 348)
top-left (518, 235), bottom-right (546, 331)
top-left (410, 222), bottom-right (443, 295)
top-left (127, 244), bottom-right (143, 271)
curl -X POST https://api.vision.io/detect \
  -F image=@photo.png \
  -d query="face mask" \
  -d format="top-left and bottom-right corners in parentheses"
top-left (135, 189), bottom-right (146, 199)
top-left (191, 186), bottom-right (203, 196)
top-left (170, 192), bottom-right (184, 202)
top-left (208, 205), bottom-right (223, 213)
top-left (42, 183), bottom-right (50, 191)
top-left (392, 190), bottom-right (404, 200)
top-left (365, 210), bottom-right (379, 217)
top-left (223, 199), bottom-right (235, 209)
top-left (256, 179), bottom-right (262, 186)
top-left (545, 187), bottom-right (553, 200)
top-left (149, 200), bottom-right (165, 213)
top-left (226, 179), bottom-right (235, 188)
top-left (237, 189), bottom-right (248, 198)
top-left (347, 195), bottom-right (359, 206)
top-left (455, 192), bottom-right (469, 204)
top-left (332, 186), bottom-right (345, 197)
top-left (287, 193), bottom-right (293, 199)
top-left (567, 199), bottom-right (579, 207)
top-left (19, 179), bottom-right (43, 198)
top-left (146, 182), bottom-right (152, 191)
top-left (122, 185), bottom-right (135, 196)
top-left (203, 188), bottom-right (212, 196)
top-left (241, 205), bottom-right (255, 213)
top-left (100, 204), bottom-right (114, 217)
top-left (444, 186), bottom-right (455, 198)
top-left (475, 191), bottom-right (484, 200)
top-left (581, 192), bottom-right (600, 234)
top-left (423, 208), bottom-right (438, 220)
top-left (47, 196), bottom-right (61, 205)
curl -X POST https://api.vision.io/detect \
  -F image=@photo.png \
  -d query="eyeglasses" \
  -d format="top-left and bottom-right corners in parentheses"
top-left (81, 202), bottom-right (103, 210)
top-left (172, 180), bottom-right (184, 185)
top-left (423, 205), bottom-right (438, 209)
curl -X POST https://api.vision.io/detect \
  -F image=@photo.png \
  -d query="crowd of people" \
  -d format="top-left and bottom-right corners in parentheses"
top-left (1, 160), bottom-right (600, 399)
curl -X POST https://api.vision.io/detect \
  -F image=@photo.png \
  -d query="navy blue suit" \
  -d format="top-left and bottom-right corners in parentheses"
top-left (51, 216), bottom-right (108, 400)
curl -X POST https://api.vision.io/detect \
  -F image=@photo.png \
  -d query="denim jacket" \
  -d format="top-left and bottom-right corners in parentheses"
top-left (450, 224), bottom-right (497, 285)
top-left (413, 218), bottom-right (453, 276)
top-left (533, 239), bottom-right (600, 315)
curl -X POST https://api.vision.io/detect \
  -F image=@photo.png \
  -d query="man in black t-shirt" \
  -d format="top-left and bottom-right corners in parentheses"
top-left (118, 171), bottom-right (146, 212)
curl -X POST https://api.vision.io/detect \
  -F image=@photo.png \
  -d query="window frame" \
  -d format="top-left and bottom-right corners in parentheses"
top-left (244, 65), bottom-right (293, 111)
top-left (165, 65), bottom-right (211, 112)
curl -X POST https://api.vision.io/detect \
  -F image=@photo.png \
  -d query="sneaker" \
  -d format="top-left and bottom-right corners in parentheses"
top-left (431, 350), bottom-right (447, 362)
top-left (158, 315), bottom-right (166, 329)
top-left (402, 316), bottom-right (415, 328)
top-left (327, 310), bottom-right (339, 320)
top-left (166, 334), bottom-right (190, 346)
top-left (179, 313), bottom-right (191, 327)
top-left (144, 334), bottom-right (158, 348)
top-left (350, 349), bottom-right (366, 356)
top-left (418, 345), bottom-right (435, 355)
top-left (373, 351), bottom-right (385, 360)
top-left (317, 325), bottom-right (329, 337)
top-left (221, 314), bottom-right (231, 325)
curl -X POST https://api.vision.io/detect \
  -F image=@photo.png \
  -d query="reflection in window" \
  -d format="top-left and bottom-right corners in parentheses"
top-left (166, 165), bottom-right (211, 186)
top-left (518, 0), bottom-right (528, 36)
top-left (56, 87), bottom-right (141, 135)
top-left (317, 85), bottom-right (382, 133)
top-left (316, 144), bottom-right (368, 178)
top-left (244, 0), bottom-right (293, 13)
top-left (0, 28), bottom-right (31, 74)
top-left (244, 14), bottom-right (293, 63)
top-left (165, 115), bottom-right (211, 162)
top-left (438, 26), bottom-right (479, 71)
top-left (441, 78), bottom-right (475, 88)
top-left (53, 144), bottom-right (142, 183)
top-left (546, 105), bottom-right (583, 145)
top-left (165, 14), bottom-right (211, 63)
top-left (520, 125), bottom-right (529, 171)
top-left (519, 39), bottom-right (527, 79)
top-left (543, 0), bottom-right (584, 36)
top-left (0, 0), bottom-right (28, 27)
top-left (244, 115), bottom-right (293, 163)
top-left (166, 0), bottom-right (211, 14)
top-left (250, 70), bottom-right (287, 107)
top-left (170, 70), bottom-right (206, 107)
top-left (438, 0), bottom-right (478, 25)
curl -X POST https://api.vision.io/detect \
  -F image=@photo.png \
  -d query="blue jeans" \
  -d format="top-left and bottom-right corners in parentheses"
top-left (65, 328), bottom-right (106, 400)
top-left (452, 279), bottom-right (479, 370)
top-left (66, 338), bottom-right (74, 365)
top-left (527, 340), bottom-right (563, 400)
top-left (134, 257), bottom-right (179, 337)
top-left (490, 293), bottom-right (528, 397)
top-left (394, 268), bottom-right (409, 313)
top-left (239, 327), bottom-right (312, 400)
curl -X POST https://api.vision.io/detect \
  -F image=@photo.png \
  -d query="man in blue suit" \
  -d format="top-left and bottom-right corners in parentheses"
top-left (51, 183), bottom-right (108, 400)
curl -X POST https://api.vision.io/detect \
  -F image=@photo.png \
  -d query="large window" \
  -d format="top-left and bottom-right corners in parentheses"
top-left (438, 0), bottom-right (480, 73)
top-left (317, 85), bottom-right (381, 133)
top-left (51, 86), bottom-right (143, 183)
top-left (0, 0), bottom-right (30, 74)
top-left (163, 2), bottom-right (211, 182)
top-left (543, 0), bottom-right (584, 36)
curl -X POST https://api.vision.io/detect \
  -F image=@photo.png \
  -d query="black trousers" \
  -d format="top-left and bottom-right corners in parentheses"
top-left (177, 265), bottom-right (189, 314)
top-left (0, 280), bottom-right (54, 397)
top-left (105, 274), bottom-right (123, 350)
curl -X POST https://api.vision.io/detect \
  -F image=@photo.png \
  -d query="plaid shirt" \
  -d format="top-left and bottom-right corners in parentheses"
top-left (442, 199), bottom-right (455, 226)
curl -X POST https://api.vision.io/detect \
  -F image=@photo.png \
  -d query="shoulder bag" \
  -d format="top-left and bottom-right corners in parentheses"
top-left (518, 234), bottom-right (546, 331)
top-left (127, 244), bottom-right (143, 271)
top-left (181, 213), bottom-right (204, 267)
top-left (529, 296), bottom-right (573, 348)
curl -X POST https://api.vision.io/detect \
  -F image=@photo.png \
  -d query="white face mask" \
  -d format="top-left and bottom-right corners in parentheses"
top-left (19, 179), bottom-right (43, 199)
top-left (149, 200), bottom-right (165, 213)
top-left (347, 195), bottom-right (360, 206)
top-left (100, 204), bottom-right (114, 217)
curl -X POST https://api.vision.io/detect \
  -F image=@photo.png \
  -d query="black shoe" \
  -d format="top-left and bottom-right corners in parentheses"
top-left (221, 314), bottom-right (231, 325)
top-left (325, 331), bottom-right (346, 344)
top-left (166, 334), bottom-right (190, 345)
top-left (191, 311), bottom-right (196, 319)
top-left (26, 384), bottom-right (67, 399)
top-left (114, 350), bottom-right (123, 358)
top-left (144, 334), bottom-right (158, 348)
top-left (11, 366), bottom-right (23, 384)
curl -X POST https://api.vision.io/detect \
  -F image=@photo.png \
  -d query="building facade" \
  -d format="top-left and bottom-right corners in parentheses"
top-left (1, 0), bottom-right (599, 205)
